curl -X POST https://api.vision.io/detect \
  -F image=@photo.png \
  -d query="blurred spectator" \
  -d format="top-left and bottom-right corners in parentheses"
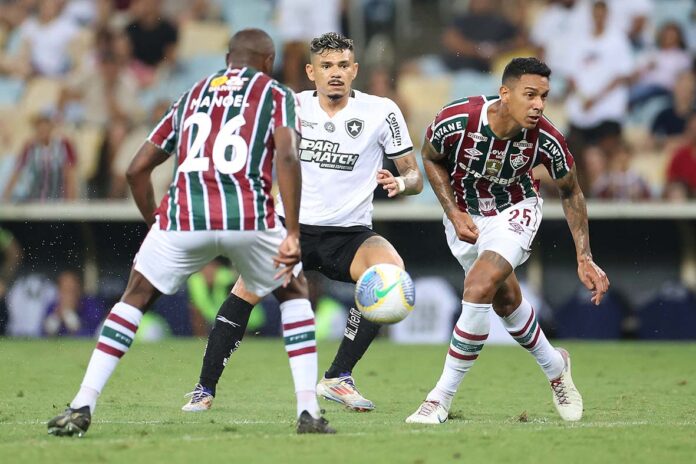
top-left (630, 22), bottom-right (691, 108)
top-left (42, 269), bottom-right (106, 337)
top-left (306, 272), bottom-right (347, 341)
top-left (6, 272), bottom-right (56, 336)
top-left (565, 0), bottom-right (633, 190)
top-left (582, 144), bottom-right (609, 194)
top-left (125, 0), bottom-right (178, 78)
top-left (530, 0), bottom-right (584, 79)
top-left (111, 99), bottom-right (174, 200)
top-left (276, 0), bottom-right (341, 91)
top-left (187, 259), bottom-right (265, 337)
top-left (171, 0), bottom-right (222, 23)
top-left (0, 227), bottom-right (22, 335)
top-left (606, 0), bottom-right (653, 49)
top-left (591, 141), bottom-right (651, 200)
top-left (14, 0), bottom-right (80, 77)
top-left (1, 110), bottom-right (78, 202)
top-left (440, 0), bottom-right (524, 73)
top-left (60, 48), bottom-right (143, 128)
top-left (650, 70), bottom-right (696, 151)
top-left (664, 113), bottom-right (696, 199)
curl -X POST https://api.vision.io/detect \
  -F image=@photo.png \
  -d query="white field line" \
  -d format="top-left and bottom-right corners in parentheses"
top-left (2, 419), bottom-right (696, 428)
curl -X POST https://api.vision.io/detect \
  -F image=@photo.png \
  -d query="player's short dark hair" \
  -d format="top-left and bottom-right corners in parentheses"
top-left (502, 57), bottom-right (551, 84)
top-left (310, 32), bottom-right (354, 55)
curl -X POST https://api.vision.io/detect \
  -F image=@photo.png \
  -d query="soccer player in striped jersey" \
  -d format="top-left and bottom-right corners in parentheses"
top-left (47, 28), bottom-right (335, 436)
top-left (183, 32), bottom-right (423, 413)
top-left (406, 58), bottom-right (610, 424)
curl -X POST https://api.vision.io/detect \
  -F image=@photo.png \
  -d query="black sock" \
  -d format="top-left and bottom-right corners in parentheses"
top-left (325, 307), bottom-right (381, 378)
top-left (198, 293), bottom-right (254, 395)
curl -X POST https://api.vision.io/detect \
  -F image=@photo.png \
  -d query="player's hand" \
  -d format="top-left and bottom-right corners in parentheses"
top-left (449, 209), bottom-right (479, 244)
top-left (577, 257), bottom-right (610, 306)
top-left (376, 169), bottom-right (403, 198)
top-left (273, 234), bottom-right (301, 286)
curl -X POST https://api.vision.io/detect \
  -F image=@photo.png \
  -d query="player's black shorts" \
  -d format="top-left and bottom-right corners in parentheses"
top-left (294, 223), bottom-right (379, 283)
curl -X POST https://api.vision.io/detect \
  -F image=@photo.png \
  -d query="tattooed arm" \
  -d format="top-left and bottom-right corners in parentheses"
top-left (376, 151), bottom-right (423, 197)
top-left (555, 166), bottom-right (610, 305)
top-left (422, 137), bottom-right (478, 244)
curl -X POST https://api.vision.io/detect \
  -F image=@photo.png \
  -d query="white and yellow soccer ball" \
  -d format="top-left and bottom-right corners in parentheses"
top-left (354, 264), bottom-right (415, 324)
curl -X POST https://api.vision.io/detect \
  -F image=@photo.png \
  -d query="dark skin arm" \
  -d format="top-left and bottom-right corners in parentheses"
top-left (272, 127), bottom-right (302, 285)
top-left (126, 141), bottom-right (170, 227)
top-left (421, 137), bottom-right (479, 243)
top-left (555, 165), bottom-right (610, 305)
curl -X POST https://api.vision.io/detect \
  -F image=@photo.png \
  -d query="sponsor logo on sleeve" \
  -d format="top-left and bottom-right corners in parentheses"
top-left (386, 112), bottom-right (402, 145)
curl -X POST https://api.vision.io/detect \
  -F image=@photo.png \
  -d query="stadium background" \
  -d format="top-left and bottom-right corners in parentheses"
top-left (0, 0), bottom-right (695, 342)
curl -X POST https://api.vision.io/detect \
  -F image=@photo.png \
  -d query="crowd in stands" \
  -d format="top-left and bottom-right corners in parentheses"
top-left (0, 0), bottom-right (695, 203)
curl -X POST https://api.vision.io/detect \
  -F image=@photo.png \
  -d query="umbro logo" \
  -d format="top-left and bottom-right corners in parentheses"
top-left (464, 148), bottom-right (482, 160)
top-left (345, 118), bottom-right (364, 138)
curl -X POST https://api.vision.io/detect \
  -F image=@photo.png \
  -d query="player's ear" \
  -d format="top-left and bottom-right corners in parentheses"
top-left (306, 63), bottom-right (315, 82)
top-left (352, 62), bottom-right (359, 79)
top-left (499, 84), bottom-right (510, 103)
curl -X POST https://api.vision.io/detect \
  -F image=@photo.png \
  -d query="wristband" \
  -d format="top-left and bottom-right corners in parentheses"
top-left (395, 176), bottom-right (406, 193)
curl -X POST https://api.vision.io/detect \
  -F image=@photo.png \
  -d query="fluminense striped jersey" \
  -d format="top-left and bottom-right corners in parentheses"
top-left (148, 66), bottom-right (301, 231)
top-left (426, 95), bottom-right (574, 216)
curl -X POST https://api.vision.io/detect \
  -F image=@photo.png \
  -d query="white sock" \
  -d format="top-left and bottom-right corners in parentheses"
top-left (71, 302), bottom-right (143, 413)
top-left (500, 297), bottom-right (564, 380)
top-left (427, 301), bottom-right (490, 410)
top-left (280, 299), bottom-right (320, 418)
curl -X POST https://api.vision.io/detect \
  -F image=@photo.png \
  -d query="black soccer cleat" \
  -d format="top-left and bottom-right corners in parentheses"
top-left (296, 410), bottom-right (336, 434)
top-left (47, 405), bottom-right (92, 437)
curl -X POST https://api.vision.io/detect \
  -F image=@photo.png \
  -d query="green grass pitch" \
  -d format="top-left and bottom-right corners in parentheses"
top-left (1, 339), bottom-right (695, 463)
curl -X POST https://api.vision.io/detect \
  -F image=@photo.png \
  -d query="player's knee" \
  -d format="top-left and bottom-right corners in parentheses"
top-left (273, 273), bottom-right (309, 301)
top-left (462, 276), bottom-right (497, 303)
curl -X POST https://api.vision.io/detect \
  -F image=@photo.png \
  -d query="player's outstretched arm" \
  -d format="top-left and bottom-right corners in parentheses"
top-left (421, 137), bottom-right (478, 244)
top-left (273, 126), bottom-right (302, 285)
top-left (555, 166), bottom-right (610, 305)
top-left (376, 152), bottom-right (423, 198)
top-left (126, 141), bottom-right (170, 227)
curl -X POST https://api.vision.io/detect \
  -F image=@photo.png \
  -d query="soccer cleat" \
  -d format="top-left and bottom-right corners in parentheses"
top-left (316, 375), bottom-right (375, 412)
top-left (405, 400), bottom-right (449, 424)
top-left (550, 348), bottom-right (583, 421)
top-left (296, 410), bottom-right (337, 434)
top-left (181, 383), bottom-right (214, 412)
top-left (47, 405), bottom-right (91, 437)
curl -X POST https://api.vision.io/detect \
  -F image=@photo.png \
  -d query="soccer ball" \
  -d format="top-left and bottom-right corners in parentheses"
top-left (354, 264), bottom-right (415, 324)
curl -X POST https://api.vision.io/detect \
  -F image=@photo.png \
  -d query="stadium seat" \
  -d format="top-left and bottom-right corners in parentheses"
top-left (0, 77), bottom-right (24, 108)
top-left (629, 149), bottom-right (670, 197)
top-left (637, 282), bottom-right (696, 340)
top-left (69, 125), bottom-right (104, 181)
top-left (450, 70), bottom-right (498, 100)
top-left (178, 21), bottom-right (229, 59)
top-left (396, 74), bottom-right (451, 149)
top-left (19, 77), bottom-right (63, 118)
top-left (554, 286), bottom-right (627, 339)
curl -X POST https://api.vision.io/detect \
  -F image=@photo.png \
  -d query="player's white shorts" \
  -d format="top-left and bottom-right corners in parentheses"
top-left (444, 196), bottom-right (543, 273)
top-left (133, 226), bottom-right (301, 297)
top-left (277, 0), bottom-right (340, 41)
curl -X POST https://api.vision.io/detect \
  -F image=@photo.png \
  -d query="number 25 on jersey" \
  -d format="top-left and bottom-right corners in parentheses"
top-left (178, 113), bottom-right (248, 175)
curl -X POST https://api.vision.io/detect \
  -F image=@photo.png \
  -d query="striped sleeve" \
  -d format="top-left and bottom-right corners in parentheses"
top-left (272, 83), bottom-right (302, 135)
top-left (535, 120), bottom-right (574, 179)
top-left (147, 101), bottom-right (180, 155)
top-left (425, 101), bottom-right (469, 155)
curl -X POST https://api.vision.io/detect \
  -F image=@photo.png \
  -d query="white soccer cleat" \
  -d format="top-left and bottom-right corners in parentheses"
top-left (181, 383), bottom-right (214, 412)
top-left (405, 400), bottom-right (449, 424)
top-left (550, 348), bottom-right (583, 421)
top-left (316, 376), bottom-right (375, 411)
